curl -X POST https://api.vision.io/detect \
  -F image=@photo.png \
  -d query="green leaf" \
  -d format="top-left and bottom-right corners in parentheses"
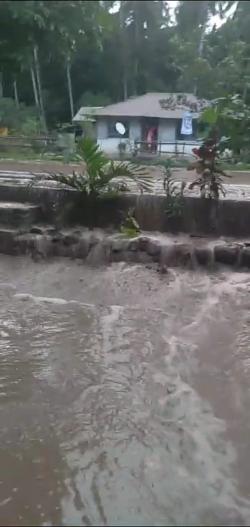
top-left (199, 106), bottom-right (218, 125)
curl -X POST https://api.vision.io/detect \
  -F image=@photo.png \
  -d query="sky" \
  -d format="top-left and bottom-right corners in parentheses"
top-left (111, 1), bottom-right (238, 29)
top-left (110, 1), bottom-right (238, 30)
top-left (166, 1), bottom-right (238, 29)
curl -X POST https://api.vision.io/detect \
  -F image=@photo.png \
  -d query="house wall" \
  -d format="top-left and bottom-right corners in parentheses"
top-left (96, 117), bottom-right (200, 156)
top-left (157, 119), bottom-right (200, 155)
top-left (158, 119), bottom-right (176, 143)
top-left (129, 119), bottom-right (141, 142)
top-left (158, 141), bottom-right (201, 156)
top-left (96, 117), bottom-right (141, 156)
top-left (96, 119), bottom-right (108, 140)
top-left (96, 118), bottom-right (119, 154)
top-left (97, 138), bottom-right (124, 155)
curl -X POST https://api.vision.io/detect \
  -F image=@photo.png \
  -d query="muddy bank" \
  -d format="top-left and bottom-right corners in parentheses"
top-left (0, 257), bottom-right (250, 525)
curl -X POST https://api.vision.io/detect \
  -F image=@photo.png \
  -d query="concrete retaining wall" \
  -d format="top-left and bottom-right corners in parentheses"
top-left (2, 183), bottom-right (250, 237)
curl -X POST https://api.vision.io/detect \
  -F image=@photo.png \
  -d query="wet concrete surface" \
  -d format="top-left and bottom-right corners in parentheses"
top-left (0, 165), bottom-right (250, 201)
top-left (0, 257), bottom-right (250, 525)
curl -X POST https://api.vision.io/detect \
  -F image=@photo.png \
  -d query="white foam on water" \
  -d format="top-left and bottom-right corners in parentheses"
top-left (14, 293), bottom-right (69, 305)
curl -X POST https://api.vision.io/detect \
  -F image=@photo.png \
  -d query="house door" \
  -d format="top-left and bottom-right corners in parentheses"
top-left (142, 118), bottom-right (158, 153)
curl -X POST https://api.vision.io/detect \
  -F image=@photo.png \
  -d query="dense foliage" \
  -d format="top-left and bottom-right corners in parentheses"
top-left (0, 97), bottom-right (40, 134)
top-left (0, 0), bottom-right (249, 133)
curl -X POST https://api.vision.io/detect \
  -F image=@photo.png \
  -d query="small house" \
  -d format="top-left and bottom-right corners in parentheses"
top-left (73, 93), bottom-right (208, 156)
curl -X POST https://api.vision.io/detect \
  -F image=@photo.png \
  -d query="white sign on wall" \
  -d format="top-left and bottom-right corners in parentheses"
top-left (181, 112), bottom-right (193, 135)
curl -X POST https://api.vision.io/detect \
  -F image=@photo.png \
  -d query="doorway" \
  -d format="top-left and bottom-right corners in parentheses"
top-left (141, 118), bottom-right (158, 153)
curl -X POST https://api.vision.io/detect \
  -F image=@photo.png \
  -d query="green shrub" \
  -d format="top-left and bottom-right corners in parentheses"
top-left (0, 97), bottom-right (41, 135)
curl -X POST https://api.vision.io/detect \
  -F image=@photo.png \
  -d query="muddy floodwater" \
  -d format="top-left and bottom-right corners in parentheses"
top-left (0, 257), bottom-right (250, 526)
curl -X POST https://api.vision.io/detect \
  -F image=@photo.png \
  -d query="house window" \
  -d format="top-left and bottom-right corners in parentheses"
top-left (108, 120), bottom-right (129, 138)
top-left (176, 119), bottom-right (198, 141)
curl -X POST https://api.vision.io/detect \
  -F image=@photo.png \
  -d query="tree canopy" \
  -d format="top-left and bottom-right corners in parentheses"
top-left (0, 0), bottom-right (248, 130)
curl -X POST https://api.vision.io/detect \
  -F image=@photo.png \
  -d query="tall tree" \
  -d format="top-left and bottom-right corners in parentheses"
top-left (175, 0), bottom-right (237, 96)
top-left (1, 0), bottom-right (250, 132)
top-left (118, 1), bottom-right (168, 95)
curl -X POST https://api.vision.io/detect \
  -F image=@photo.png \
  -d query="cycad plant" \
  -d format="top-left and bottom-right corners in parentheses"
top-left (38, 137), bottom-right (153, 197)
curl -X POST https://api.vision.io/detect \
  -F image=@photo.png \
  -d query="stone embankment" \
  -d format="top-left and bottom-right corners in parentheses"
top-left (1, 225), bottom-right (250, 270)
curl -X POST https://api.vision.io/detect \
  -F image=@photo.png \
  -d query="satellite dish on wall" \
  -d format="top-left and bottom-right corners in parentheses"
top-left (115, 122), bottom-right (126, 135)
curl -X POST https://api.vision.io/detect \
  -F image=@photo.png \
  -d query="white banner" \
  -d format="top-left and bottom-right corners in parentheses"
top-left (181, 112), bottom-right (193, 135)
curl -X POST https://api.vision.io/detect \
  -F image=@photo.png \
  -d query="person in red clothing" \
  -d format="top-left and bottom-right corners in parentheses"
top-left (146, 126), bottom-right (157, 153)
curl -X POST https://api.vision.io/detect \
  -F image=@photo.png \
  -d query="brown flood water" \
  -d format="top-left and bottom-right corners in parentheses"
top-left (0, 256), bottom-right (250, 526)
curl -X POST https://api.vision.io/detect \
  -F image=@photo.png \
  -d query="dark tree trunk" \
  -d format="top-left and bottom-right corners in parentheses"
top-left (119, 4), bottom-right (128, 100)
top-left (13, 79), bottom-right (19, 108)
top-left (66, 57), bottom-right (74, 120)
top-left (0, 72), bottom-right (3, 98)
top-left (33, 44), bottom-right (47, 132)
top-left (194, 0), bottom-right (209, 95)
top-left (30, 66), bottom-right (40, 109)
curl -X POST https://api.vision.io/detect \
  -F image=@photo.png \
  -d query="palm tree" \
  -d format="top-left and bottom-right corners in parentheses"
top-left (38, 137), bottom-right (153, 197)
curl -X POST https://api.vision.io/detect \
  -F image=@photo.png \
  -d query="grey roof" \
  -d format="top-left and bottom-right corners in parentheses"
top-left (93, 93), bottom-right (208, 119)
top-left (72, 106), bottom-right (103, 122)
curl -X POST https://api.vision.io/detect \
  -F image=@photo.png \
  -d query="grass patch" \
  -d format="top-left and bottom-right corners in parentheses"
top-left (1, 148), bottom-right (250, 173)
top-left (115, 155), bottom-right (189, 169)
top-left (221, 162), bottom-right (250, 171)
top-left (0, 149), bottom-right (79, 163)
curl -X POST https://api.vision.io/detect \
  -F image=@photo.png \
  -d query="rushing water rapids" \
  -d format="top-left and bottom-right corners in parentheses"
top-left (0, 256), bottom-right (250, 525)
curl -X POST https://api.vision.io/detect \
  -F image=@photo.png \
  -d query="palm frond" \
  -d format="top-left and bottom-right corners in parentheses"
top-left (29, 171), bottom-right (88, 193)
top-left (77, 137), bottom-right (108, 178)
top-left (189, 178), bottom-right (203, 190)
top-left (107, 161), bottom-right (153, 193)
top-left (30, 139), bottom-right (153, 197)
top-left (53, 171), bottom-right (88, 192)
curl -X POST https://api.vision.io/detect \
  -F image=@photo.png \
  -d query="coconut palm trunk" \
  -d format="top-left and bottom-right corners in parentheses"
top-left (33, 44), bottom-right (47, 133)
top-left (66, 57), bottom-right (74, 121)
top-left (0, 72), bottom-right (3, 98)
top-left (13, 79), bottom-right (19, 108)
